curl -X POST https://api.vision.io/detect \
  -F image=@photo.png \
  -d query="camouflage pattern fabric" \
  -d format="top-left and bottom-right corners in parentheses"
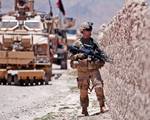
top-left (70, 38), bottom-right (105, 109)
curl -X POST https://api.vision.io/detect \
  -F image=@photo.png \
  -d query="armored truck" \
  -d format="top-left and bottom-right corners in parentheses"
top-left (0, 0), bottom-right (52, 85)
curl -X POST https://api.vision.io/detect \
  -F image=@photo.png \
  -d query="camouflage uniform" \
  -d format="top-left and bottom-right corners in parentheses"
top-left (70, 37), bottom-right (105, 116)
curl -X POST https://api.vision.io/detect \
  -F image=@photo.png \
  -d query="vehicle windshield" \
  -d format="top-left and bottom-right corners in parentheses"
top-left (24, 21), bottom-right (41, 30)
top-left (0, 21), bottom-right (18, 29)
top-left (66, 29), bottom-right (77, 35)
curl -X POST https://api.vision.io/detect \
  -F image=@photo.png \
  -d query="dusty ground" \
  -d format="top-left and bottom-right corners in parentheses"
top-left (0, 63), bottom-right (112, 120)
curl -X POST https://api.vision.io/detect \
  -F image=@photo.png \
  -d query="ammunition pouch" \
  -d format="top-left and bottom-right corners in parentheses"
top-left (77, 59), bottom-right (105, 70)
top-left (77, 59), bottom-right (88, 72)
top-left (71, 57), bottom-right (105, 71)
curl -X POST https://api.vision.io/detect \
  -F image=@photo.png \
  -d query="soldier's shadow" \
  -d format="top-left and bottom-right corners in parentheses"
top-left (90, 112), bottom-right (101, 116)
top-left (77, 112), bottom-right (100, 119)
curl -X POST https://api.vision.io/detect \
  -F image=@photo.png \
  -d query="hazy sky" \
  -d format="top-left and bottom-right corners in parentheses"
top-left (34, 0), bottom-right (123, 27)
top-left (1, 0), bottom-right (150, 28)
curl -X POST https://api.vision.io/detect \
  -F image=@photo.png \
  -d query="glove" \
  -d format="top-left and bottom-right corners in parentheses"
top-left (96, 60), bottom-right (105, 68)
top-left (75, 53), bottom-right (86, 60)
top-left (70, 60), bottom-right (79, 69)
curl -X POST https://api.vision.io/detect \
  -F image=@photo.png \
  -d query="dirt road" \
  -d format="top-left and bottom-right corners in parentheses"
top-left (0, 64), bottom-right (112, 120)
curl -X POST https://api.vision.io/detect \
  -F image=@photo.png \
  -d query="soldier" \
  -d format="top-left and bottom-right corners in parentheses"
top-left (17, 0), bottom-right (28, 9)
top-left (70, 22), bottom-right (107, 116)
top-left (17, 0), bottom-right (29, 17)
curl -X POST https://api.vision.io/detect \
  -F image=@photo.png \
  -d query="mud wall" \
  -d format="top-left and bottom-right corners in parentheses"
top-left (100, 1), bottom-right (150, 120)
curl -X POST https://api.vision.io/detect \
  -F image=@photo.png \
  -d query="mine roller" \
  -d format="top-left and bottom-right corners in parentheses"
top-left (0, 0), bottom-right (52, 85)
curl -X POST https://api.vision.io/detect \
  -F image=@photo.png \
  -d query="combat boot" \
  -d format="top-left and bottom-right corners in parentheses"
top-left (100, 106), bottom-right (108, 113)
top-left (82, 107), bottom-right (89, 116)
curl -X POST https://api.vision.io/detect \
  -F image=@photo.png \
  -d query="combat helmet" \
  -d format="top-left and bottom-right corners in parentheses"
top-left (80, 22), bottom-right (93, 33)
top-left (19, 0), bottom-right (27, 6)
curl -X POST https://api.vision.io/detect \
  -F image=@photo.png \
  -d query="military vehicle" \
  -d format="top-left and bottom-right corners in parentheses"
top-left (44, 15), bottom-right (76, 69)
top-left (0, 0), bottom-right (52, 85)
top-left (66, 29), bottom-right (77, 46)
top-left (52, 28), bottom-right (68, 69)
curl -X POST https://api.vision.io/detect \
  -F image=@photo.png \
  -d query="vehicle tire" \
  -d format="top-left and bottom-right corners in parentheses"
top-left (7, 74), bottom-right (12, 85)
top-left (45, 81), bottom-right (48, 85)
top-left (44, 72), bottom-right (51, 85)
top-left (44, 66), bottom-right (52, 85)
top-left (2, 79), bottom-right (7, 85)
top-left (35, 81), bottom-right (39, 85)
top-left (20, 80), bottom-right (24, 86)
top-left (30, 79), bottom-right (34, 86)
top-left (14, 75), bottom-right (20, 85)
top-left (40, 81), bottom-right (44, 85)
top-left (24, 80), bottom-right (29, 86)
top-left (44, 73), bottom-right (49, 85)
top-left (60, 60), bottom-right (67, 69)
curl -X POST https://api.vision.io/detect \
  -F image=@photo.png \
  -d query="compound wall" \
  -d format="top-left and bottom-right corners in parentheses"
top-left (100, 1), bottom-right (150, 120)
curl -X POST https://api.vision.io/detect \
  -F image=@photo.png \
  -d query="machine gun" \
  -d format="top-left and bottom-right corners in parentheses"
top-left (68, 44), bottom-right (112, 63)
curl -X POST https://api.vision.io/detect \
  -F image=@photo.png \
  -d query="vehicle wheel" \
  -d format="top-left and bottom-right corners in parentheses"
top-left (25, 80), bottom-right (30, 86)
top-left (35, 81), bottom-right (39, 85)
top-left (14, 75), bottom-right (20, 85)
top-left (30, 79), bottom-right (34, 86)
top-left (61, 60), bottom-right (67, 69)
top-left (2, 80), bottom-right (6, 85)
top-left (44, 67), bottom-right (52, 85)
top-left (44, 73), bottom-right (51, 85)
top-left (44, 73), bottom-right (49, 85)
top-left (20, 80), bottom-right (24, 86)
top-left (40, 81), bottom-right (44, 85)
top-left (7, 74), bottom-right (12, 85)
